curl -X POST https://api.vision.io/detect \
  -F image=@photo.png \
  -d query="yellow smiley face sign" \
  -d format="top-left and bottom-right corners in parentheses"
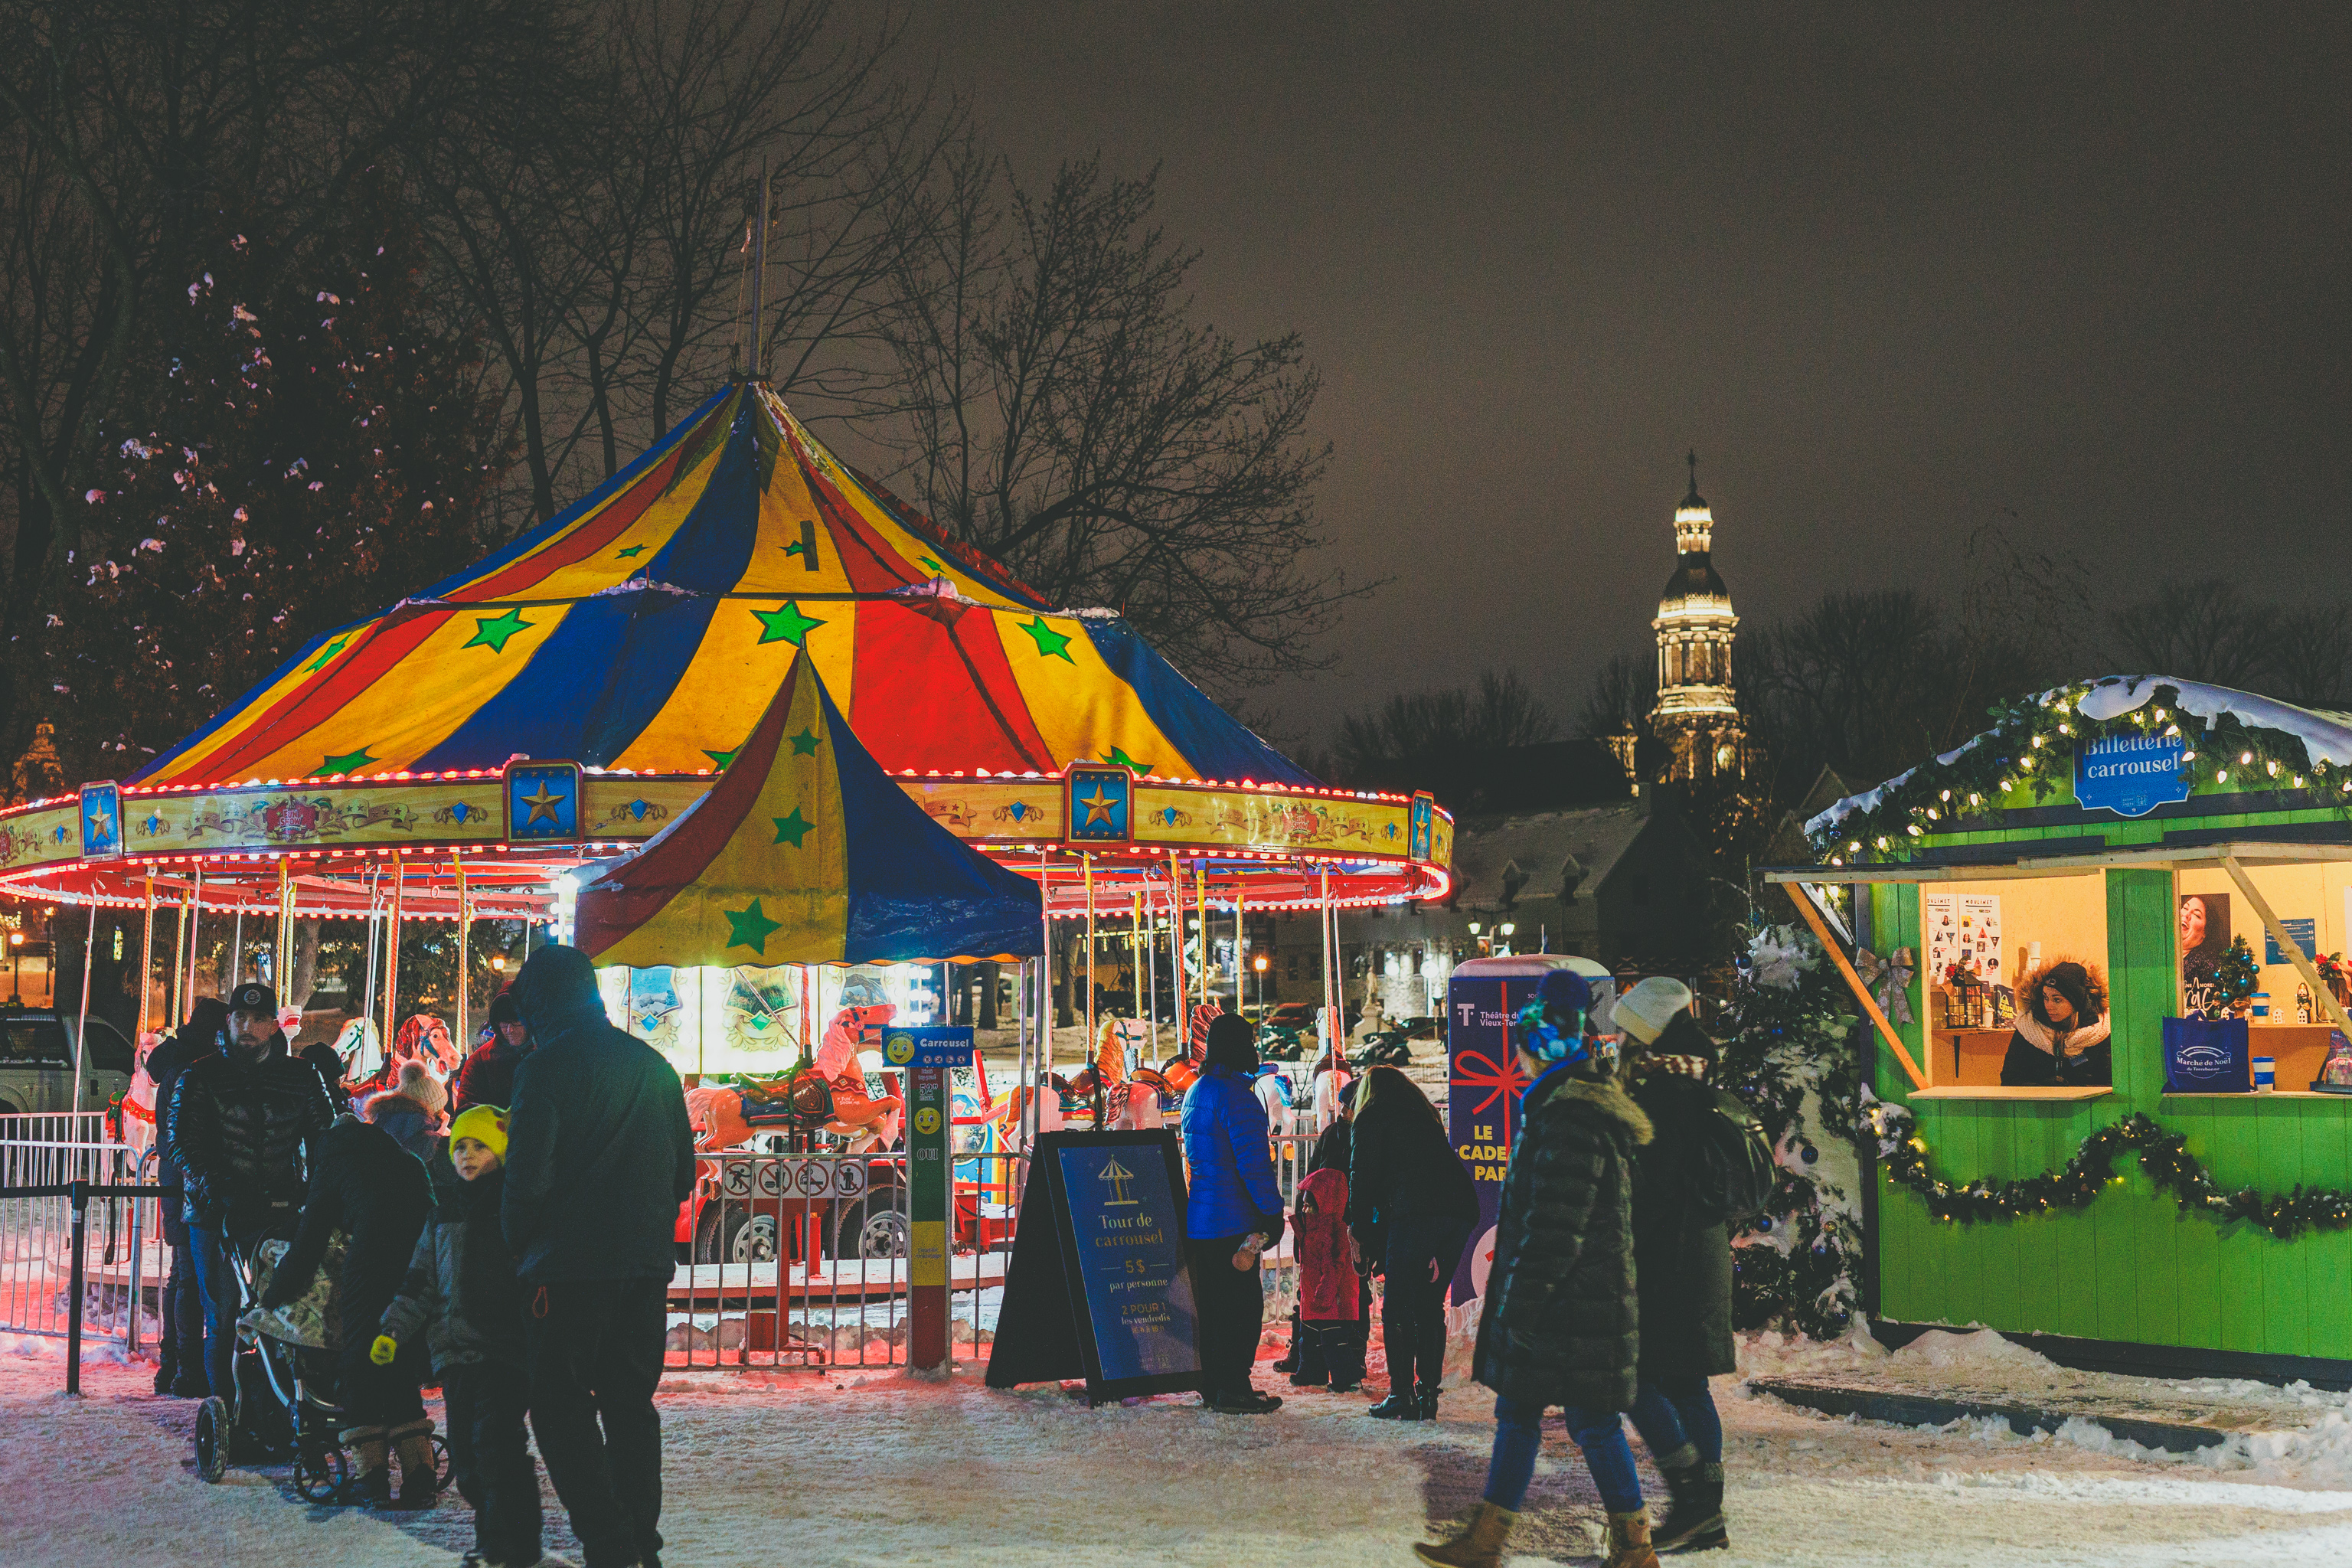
top-left (913, 1106), bottom-right (942, 1136)
top-left (883, 1031), bottom-right (916, 1067)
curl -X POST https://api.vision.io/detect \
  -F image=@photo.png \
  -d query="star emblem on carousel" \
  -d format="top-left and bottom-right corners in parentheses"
top-left (1018, 615), bottom-right (1073, 662)
top-left (789, 726), bottom-right (822, 756)
top-left (303, 633), bottom-right (352, 673)
top-left (1080, 786), bottom-right (1119, 828)
top-left (752, 600), bottom-right (825, 646)
top-left (919, 555), bottom-right (946, 575)
top-left (85, 800), bottom-right (114, 839)
top-left (725, 898), bottom-right (782, 955)
top-left (462, 606), bottom-right (535, 654)
top-left (318, 747), bottom-right (376, 778)
top-left (704, 747), bottom-right (738, 770)
top-left (521, 781), bottom-right (567, 825)
top-left (614, 544), bottom-right (647, 558)
top-left (771, 807), bottom-right (813, 848)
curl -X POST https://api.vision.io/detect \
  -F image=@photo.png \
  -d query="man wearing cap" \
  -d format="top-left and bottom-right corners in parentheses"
top-left (164, 982), bottom-right (339, 1400)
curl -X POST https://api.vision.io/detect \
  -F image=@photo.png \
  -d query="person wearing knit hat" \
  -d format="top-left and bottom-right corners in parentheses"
top-left (374, 1098), bottom-right (538, 1563)
top-left (1620, 979), bottom-right (1737, 1556)
top-left (365, 1060), bottom-right (449, 1165)
top-left (456, 989), bottom-right (532, 1114)
top-left (2000, 959), bottom-right (2110, 1087)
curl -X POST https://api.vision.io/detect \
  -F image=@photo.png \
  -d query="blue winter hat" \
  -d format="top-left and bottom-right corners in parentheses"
top-left (1517, 969), bottom-right (1597, 1067)
top-left (1537, 969), bottom-right (1594, 1016)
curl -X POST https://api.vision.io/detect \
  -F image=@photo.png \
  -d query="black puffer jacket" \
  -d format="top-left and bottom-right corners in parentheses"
top-left (1346, 1089), bottom-right (1478, 1256)
top-left (165, 1034), bottom-right (336, 1233)
top-left (502, 946), bottom-right (696, 1285)
top-left (1472, 1067), bottom-right (1652, 1412)
top-left (1630, 1071), bottom-right (1736, 1382)
top-left (143, 1003), bottom-right (228, 1245)
top-left (263, 1115), bottom-right (434, 1313)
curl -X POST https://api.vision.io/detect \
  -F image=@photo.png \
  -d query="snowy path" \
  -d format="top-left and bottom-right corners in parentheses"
top-left (8, 1338), bottom-right (2352, 1566)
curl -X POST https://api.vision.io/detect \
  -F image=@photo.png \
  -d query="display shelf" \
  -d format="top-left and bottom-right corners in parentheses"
top-left (1907, 1086), bottom-right (2114, 1102)
top-left (2160, 1090), bottom-right (2352, 1102)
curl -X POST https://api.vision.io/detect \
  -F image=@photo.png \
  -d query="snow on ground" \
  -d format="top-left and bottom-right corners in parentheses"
top-left (8, 1328), bottom-right (2352, 1566)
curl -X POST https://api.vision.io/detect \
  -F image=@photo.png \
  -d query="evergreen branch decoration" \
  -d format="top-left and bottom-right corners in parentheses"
top-left (1807, 679), bottom-right (2352, 863)
top-left (1864, 1100), bottom-right (2352, 1240)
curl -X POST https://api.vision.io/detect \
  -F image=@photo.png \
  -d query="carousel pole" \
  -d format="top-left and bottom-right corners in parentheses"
top-left (275, 858), bottom-right (295, 995)
top-left (383, 854), bottom-right (405, 1069)
top-left (136, 871), bottom-right (156, 1038)
top-left (1320, 866), bottom-right (1334, 1061)
top-left (360, 867), bottom-right (381, 1064)
top-left (1083, 853), bottom-right (1100, 1125)
top-left (1131, 892), bottom-right (1145, 1064)
top-left (168, 887), bottom-right (188, 1027)
top-left (1233, 884), bottom-right (1246, 1014)
top-left (1166, 853), bottom-right (1187, 1054)
top-left (230, 909), bottom-right (244, 991)
top-left (184, 867), bottom-right (205, 1008)
top-left (1144, 885), bottom-right (1159, 1065)
top-left (69, 901), bottom-right (96, 1127)
top-left (1195, 860), bottom-right (1208, 1024)
top-left (453, 851), bottom-right (471, 1054)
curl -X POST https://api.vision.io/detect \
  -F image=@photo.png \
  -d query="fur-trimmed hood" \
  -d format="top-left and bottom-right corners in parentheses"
top-left (1533, 1071), bottom-right (1655, 1145)
top-left (2012, 1010), bottom-right (2111, 1057)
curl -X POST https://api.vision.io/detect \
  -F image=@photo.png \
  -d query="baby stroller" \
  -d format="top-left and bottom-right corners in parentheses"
top-left (191, 1236), bottom-right (450, 1502)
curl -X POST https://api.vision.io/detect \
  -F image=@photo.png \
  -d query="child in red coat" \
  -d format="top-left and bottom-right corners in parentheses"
top-left (1289, 1166), bottom-right (1367, 1390)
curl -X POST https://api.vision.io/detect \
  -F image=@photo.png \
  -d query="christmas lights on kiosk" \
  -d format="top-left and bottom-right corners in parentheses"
top-left (1762, 675), bottom-right (2352, 1375)
top-left (0, 379), bottom-right (1452, 1131)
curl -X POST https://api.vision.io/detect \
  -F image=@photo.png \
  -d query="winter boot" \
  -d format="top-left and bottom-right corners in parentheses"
top-left (1412, 1501), bottom-right (1517, 1568)
top-left (342, 1427), bottom-right (392, 1507)
top-left (1604, 1508), bottom-right (1662, 1568)
top-left (1367, 1388), bottom-right (1419, 1419)
top-left (391, 1419), bottom-right (439, 1508)
top-left (1653, 1462), bottom-right (1726, 1553)
top-left (1408, 1380), bottom-right (1442, 1421)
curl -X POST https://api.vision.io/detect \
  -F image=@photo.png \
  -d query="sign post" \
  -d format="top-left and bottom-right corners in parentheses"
top-left (887, 1024), bottom-right (972, 1373)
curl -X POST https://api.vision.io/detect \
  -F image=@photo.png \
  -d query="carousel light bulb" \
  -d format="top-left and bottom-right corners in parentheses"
top-left (2239, 750), bottom-right (2253, 765)
top-left (2216, 769), bottom-right (2229, 784)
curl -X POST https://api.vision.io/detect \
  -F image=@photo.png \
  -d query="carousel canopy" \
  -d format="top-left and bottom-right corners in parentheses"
top-left (134, 383), bottom-right (1309, 791)
top-left (577, 652), bottom-right (1041, 966)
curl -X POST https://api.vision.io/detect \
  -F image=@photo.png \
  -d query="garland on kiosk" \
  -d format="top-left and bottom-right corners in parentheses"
top-left (1862, 1098), bottom-right (2352, 1240)
top-left (1807, 679), bottom-right (2352, 863)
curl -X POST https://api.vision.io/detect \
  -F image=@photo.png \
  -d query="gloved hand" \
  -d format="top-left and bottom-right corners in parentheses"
top-left (370, 1334), bottom-right (399, 1367)
top-left (1256, 1210), bottom-right (1285, 1247)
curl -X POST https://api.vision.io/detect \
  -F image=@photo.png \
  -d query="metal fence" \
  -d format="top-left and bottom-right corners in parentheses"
top-left (667, 1144), bottom-right (1028, 1371)
top-left (1, 1128), bottom-right (162, 1354)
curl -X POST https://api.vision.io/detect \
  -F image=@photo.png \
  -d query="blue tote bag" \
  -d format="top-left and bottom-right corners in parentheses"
top-left (2162, 1016), bottom-right (2250, 1093)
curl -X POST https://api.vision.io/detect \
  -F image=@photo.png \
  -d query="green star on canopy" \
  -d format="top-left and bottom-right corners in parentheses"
top-left (789, 727), bottom-right (822, 756)
top-left (462, 606), bottom-right (534, 654)
top-left (1102, 747), bottom-right (1153, 775)
top-left (771, 807), bottom-right (813, 848)
top-left (318, 747), bottom-right (376, 777)
top-left (919, 555), bottom-right (946, 574)
top-left (724, 897), bottom-right (782, 955)
top-left (1018, 615), bottom-right (1073, 662)
top-left (303, 634), bottom-right (351, 674)
top-left (704, 748), bottom-right (739, 769)
top-left (752, 600), bottom-right (825, 646)
top-left (614, 544), bottom-right (647, 559)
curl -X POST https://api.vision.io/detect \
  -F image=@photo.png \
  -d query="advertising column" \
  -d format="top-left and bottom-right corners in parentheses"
top-left (887, 1024), bottom-right (973, 1372)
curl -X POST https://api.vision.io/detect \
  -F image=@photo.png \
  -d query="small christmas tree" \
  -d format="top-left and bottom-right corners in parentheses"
top-left (2208, 935), bottom-right (2259, 1019)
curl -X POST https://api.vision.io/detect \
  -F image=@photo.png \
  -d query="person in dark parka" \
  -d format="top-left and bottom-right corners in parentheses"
top-left (263, 1110), bottom-right (436, 1506)
top-left (504, 944), bottom-right (696, 1568)
top-left (144, 998), bottom-right (229, 1397)
top-left (1618, 976), bottom-right (1738, 1556)
top-left (1421, 968), bottom-right (1658, 1568)
top-left (1347, 1064), bottom-right (1478, 1419)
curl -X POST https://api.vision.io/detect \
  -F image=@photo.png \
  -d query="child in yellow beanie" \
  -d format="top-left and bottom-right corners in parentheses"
top-left (374, 1106), bottom-right (542, 1566)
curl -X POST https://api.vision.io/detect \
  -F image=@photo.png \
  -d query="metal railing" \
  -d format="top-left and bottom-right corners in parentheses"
top-left (0, 1122), bottom-right (165, 1393)
top-left (669, 1143), bottom-right (1029, 1371)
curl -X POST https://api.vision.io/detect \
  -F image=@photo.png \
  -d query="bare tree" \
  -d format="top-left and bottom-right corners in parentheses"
top-left (886, 151), bottom-right (1370, 688)
top-left (1334, 671), bottom-right (1557, 779)
top-left (1577, 651), bottom-right (1658, 739)
top-left (2109, 578), bottom-right (2278, 691)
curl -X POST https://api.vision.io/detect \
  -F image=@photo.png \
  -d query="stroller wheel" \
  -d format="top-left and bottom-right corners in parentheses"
top-left (194, 1397), bottom-right (231, 1483)
top-left (431, 1433), bottom-right (455, 1493)
top-left (293, 1439), bottom-right (347, 1503)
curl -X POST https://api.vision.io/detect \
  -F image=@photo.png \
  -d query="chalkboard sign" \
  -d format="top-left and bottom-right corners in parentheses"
top-left (983, 1129), bottom-right (1200, 1404)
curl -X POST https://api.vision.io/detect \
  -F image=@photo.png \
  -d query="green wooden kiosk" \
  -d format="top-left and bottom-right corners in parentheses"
top-left (1769, 675), bottom-right (2352, 1383)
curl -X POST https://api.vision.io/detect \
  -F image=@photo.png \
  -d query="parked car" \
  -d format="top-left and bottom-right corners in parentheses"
top-left (0, 1008), bottom-right (137, 1117)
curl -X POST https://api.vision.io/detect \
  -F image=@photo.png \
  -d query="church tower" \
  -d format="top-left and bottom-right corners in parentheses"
top-left (1648, 453), bottom-right (1748, 784)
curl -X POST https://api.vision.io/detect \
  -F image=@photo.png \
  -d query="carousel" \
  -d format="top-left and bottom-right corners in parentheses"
top-left (0, 381), bottom-right (1452, 1083)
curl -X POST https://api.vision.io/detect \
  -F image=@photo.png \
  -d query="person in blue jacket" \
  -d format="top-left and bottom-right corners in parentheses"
top-left (1181, 1012), bottom-right (1288, 1413)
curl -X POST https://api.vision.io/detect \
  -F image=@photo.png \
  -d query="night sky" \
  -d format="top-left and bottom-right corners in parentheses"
top-left (900, 4), bottom-right (2352, 740)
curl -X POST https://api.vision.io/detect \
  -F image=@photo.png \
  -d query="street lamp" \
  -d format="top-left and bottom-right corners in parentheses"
top-left (1466, 921), bottom-right (1481, 935)
top-left (7, 929), bottom-right (21, 1007)
top-left (1252, 952), bottom-right (1269, 1011)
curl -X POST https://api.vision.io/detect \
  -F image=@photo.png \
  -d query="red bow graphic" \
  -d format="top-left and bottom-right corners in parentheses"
top-left (1452, 1047), bottom-right (1531, 1145)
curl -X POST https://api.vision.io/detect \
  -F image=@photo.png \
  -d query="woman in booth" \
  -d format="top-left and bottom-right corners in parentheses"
top-left (1999, 960), bottom-right (2111, 1086)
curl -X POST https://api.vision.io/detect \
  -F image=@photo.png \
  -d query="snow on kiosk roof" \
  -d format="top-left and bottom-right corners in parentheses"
top-left (1762, 675), bottom-right (2352, 1382)
top-left (0, 382), bottom-right (1449, 939)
